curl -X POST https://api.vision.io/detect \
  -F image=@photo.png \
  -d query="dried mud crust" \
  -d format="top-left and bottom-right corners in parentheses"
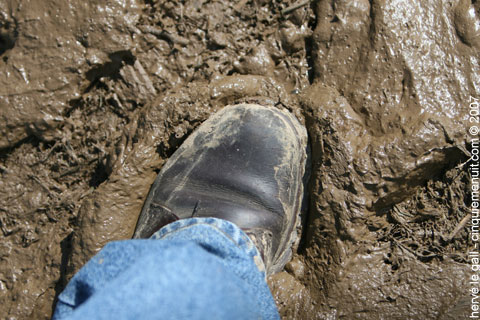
top-left (0, 0), bottom-right (477, 319)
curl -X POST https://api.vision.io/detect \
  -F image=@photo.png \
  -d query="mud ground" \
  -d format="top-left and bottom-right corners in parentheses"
top-left (0, 0), bottom-right (477, 319)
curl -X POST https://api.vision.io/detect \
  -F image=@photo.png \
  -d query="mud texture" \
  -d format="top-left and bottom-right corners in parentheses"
top-left (0, 0), bottom-right (477, 319)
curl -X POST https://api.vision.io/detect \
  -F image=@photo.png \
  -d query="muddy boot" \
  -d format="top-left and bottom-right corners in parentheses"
top-left (133, 103), bottom-right (308, 275)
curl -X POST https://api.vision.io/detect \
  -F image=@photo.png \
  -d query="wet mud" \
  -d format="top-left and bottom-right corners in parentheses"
top-left (0, 0), bottom-right (477, 319)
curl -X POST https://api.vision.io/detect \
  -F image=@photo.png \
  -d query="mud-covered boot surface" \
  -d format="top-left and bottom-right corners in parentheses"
top-left (0, 0), bottom-right (476, 319)
top-left (134, 104), bottom-right (308, 275)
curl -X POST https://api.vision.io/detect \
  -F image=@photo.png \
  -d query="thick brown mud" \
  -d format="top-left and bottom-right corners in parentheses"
top-left (0, 0), bottom-right (477, 319)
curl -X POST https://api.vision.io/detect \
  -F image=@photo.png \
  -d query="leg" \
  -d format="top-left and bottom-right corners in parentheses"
top-left (54, 218), bottom-right (279, 320)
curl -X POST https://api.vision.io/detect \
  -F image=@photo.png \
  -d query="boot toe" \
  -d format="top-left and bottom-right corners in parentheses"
top-left (134, 103), bottom-right (308, 274)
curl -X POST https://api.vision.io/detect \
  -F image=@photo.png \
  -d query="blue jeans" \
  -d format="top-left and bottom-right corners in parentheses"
top-left (53, 218), bottom-right (280, 320)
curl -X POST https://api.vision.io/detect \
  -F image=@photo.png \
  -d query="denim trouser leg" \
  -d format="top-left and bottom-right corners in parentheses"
top-left (53, 218), bottom-right (280, 320)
